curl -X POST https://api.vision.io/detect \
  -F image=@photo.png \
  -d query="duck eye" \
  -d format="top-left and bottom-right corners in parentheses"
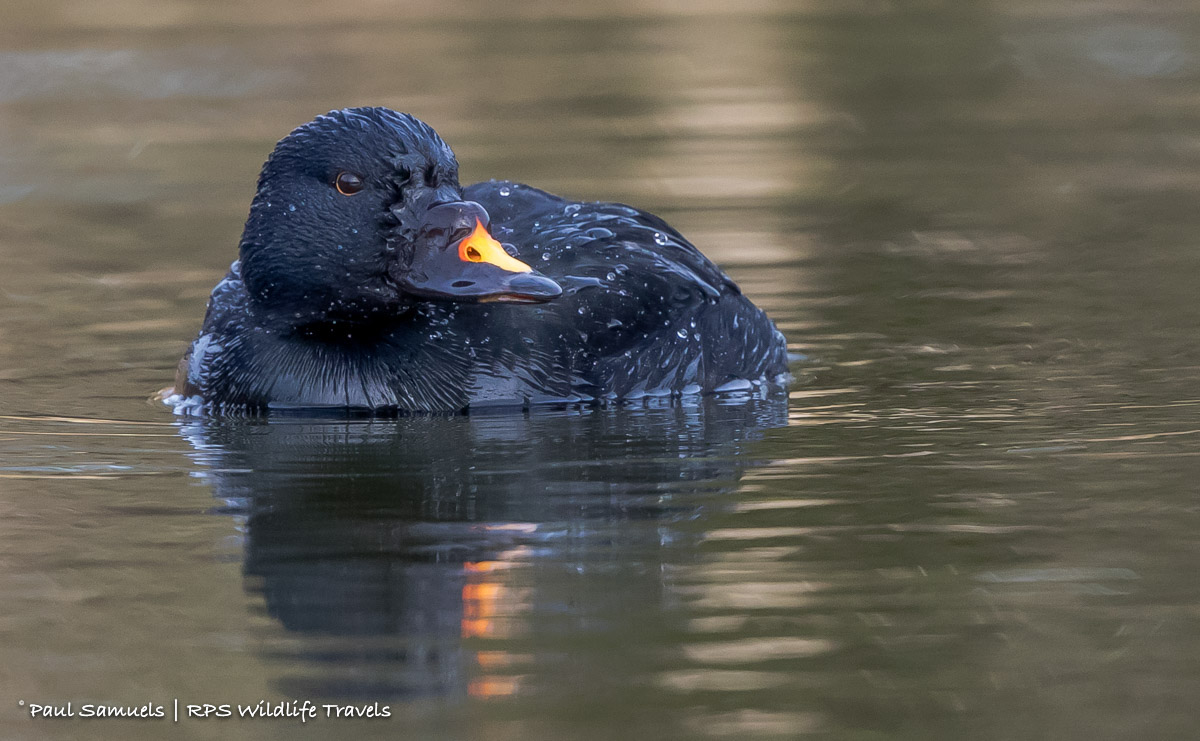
top-left (396, 166), bottom-right (412, 184)
top-left (334, 171), bottom-right (364, 196)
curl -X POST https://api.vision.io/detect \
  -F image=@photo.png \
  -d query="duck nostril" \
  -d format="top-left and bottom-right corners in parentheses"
top-left (451, 280), bottom-right (474, 288)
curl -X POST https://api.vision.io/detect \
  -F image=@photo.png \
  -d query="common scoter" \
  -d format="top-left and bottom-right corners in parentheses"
top-left (168, 107), bottom-right (788, 413)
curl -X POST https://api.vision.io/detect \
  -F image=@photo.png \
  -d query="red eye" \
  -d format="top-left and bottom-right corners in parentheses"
top-left (335, 171), bottom-right (363, 195)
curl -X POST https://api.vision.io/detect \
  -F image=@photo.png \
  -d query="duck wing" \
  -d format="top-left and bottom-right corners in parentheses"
top-left (464, 181), bottom-right (788, 397)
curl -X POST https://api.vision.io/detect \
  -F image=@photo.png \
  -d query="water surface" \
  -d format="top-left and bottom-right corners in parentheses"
top-left (2, 2), bottom-right (1200, 739)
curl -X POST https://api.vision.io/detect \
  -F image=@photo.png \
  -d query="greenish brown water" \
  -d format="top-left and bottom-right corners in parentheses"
top-left (3, 2), bottom-right (1200, 739)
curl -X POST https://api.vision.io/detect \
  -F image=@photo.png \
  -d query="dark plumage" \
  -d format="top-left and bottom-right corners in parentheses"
top-left (169, 107), bottom-right (789, 414)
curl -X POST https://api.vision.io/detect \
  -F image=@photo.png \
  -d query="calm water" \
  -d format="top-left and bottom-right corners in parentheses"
top-left (3, 2), bottom-right (1200, 739)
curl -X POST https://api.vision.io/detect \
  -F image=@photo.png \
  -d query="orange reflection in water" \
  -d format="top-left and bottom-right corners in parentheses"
top-left (461, 551), bottom-right (532, 698)
top-left (467, 676), bottom-right (522, 698)
top-left (461, 580), bottom-right (502, 639)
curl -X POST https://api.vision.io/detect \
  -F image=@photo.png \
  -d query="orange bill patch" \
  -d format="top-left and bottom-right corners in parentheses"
top-left (458, 219), bottom-right (532, 273)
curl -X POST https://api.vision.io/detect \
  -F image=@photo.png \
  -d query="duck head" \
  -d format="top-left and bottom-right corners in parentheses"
top-left (238, 107), bottom-right (561, 332)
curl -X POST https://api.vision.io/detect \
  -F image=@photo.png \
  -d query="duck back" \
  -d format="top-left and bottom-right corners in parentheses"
top-left (464, 180), bottom-right (790, 400)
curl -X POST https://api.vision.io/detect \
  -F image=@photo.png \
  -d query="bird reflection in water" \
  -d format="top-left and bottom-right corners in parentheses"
top-left (176, 396), bottom-right (786, 700)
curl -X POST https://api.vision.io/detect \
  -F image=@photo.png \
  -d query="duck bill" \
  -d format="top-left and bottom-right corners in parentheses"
top-left (396, 202), bottom-right (562, 304)
top-left (476, 271), bottom-right (563, 304)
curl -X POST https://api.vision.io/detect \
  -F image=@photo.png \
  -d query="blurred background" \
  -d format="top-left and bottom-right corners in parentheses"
top-left (2, 1), bottom-right (1200, 739)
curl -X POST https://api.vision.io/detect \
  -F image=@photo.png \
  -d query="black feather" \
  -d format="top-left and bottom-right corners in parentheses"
top-left (172, 108), bottom-right (788, 414)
